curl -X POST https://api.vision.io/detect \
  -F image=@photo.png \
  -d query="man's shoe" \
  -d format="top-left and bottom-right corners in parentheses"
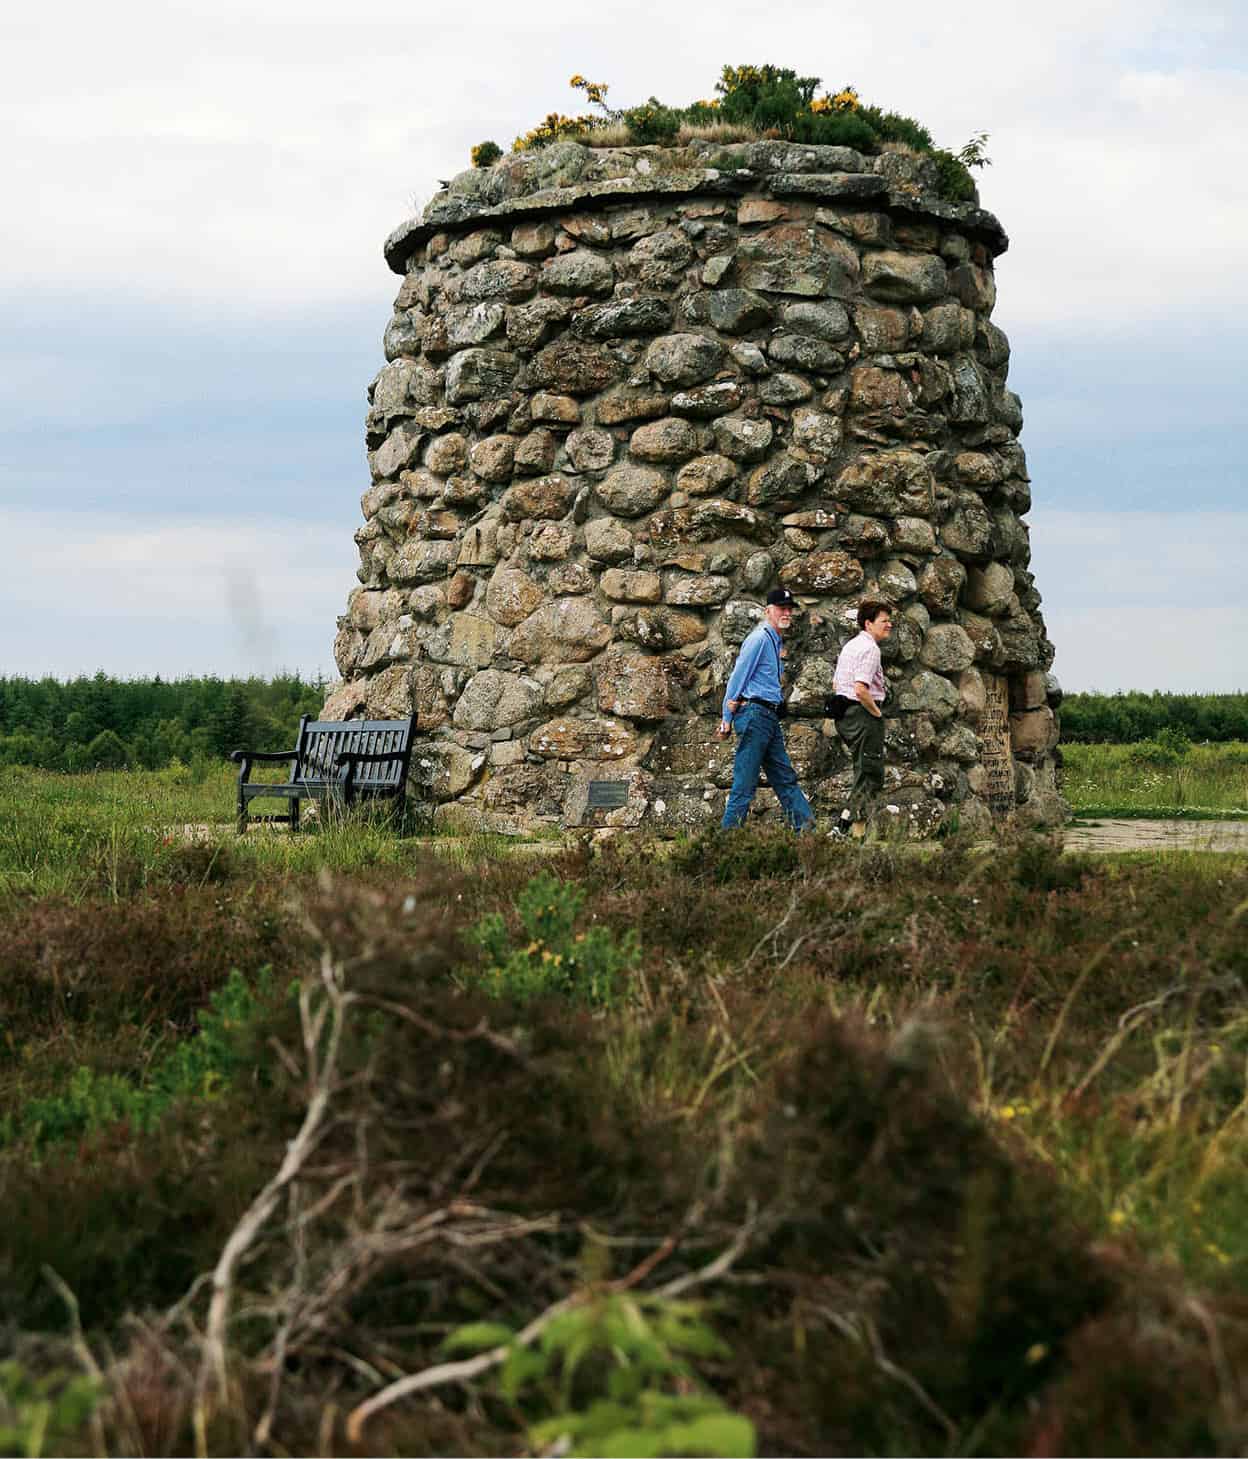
top-left (827, 812), bottom-right (852, 840)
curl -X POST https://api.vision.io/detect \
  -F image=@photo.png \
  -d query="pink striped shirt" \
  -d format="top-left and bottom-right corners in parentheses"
top-left (834, 631), bottom-right (887, 704)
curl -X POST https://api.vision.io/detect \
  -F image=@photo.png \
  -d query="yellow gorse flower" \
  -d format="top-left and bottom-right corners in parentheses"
top-left (831, 87), bottom-right (860, 111)
top-left (512, 111), bottom-right (601, 153)
top-left (570, 76), bottom-right (610, 107)
top-left (718, 64), bottom-right (767, 93)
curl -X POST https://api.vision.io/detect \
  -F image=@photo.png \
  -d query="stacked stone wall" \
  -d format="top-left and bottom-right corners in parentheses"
top-left (326, 139), bottom-right (1062, 833)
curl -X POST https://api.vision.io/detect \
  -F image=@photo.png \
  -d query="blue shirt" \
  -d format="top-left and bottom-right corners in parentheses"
top-left (722, 622), bottom-right (784, 721)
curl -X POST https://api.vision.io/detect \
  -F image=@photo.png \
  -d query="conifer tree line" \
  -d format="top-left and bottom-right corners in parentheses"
top-left (0, 674), bottom-right (325, 770)
top-left (0, 677), bottom-right (1244, 771)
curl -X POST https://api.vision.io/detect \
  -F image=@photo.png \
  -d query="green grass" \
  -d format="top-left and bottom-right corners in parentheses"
top-left (1062, 741), bottom-right (1248, 818)
top-left (5, 736), bottom-right (1243, 903)
top-left (0, 764), bottom-right (530, 901)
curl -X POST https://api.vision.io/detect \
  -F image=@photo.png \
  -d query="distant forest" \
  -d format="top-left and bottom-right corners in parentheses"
top-left (0, 677), bottom-right (1245, 771)
top-left (1059, 691), bottom-right (1248, 744)
top-left (0, 674), bottom-right (325, 771)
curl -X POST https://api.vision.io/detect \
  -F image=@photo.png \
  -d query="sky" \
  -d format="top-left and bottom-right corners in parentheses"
top-left (1, 0), bottom-right (1245, 693)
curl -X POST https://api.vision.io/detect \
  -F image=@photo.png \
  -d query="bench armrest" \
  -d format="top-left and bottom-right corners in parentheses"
top-left (230, 748), bottom-right (299, 783)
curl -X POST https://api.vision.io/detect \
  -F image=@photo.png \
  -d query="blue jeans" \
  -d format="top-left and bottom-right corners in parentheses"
top-left (721, 703), bottom-right (814, 830)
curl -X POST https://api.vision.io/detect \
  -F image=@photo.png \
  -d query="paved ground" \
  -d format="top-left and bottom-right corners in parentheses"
top-left (1064, 817), bottom-right (1248, 854)
top-left (177, 817), bottom-right (1248, 854)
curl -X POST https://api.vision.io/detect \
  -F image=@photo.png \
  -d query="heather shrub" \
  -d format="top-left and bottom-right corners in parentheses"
top-left (1, 777), bottom-right (1248, 1453)
top-left (669, 825), bottom-right (800, 884)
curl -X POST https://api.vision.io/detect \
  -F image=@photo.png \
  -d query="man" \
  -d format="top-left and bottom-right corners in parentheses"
top-left (829, 600), bottom-right (892, 838)
top-left (718, 587), bottom-right (814, 831)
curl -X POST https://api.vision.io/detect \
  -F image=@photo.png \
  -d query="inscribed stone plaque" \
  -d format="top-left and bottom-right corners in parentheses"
top-left (980, 673), bottom-right (1014, 816)
top-left (587, 780), bottom-right (630, 809)
top-left (448, 614), bottom-right (496, 667)
top-left (457, 522), bottom-right (499, 567)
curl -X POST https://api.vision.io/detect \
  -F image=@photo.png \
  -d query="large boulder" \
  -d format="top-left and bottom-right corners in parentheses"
top-left (834, 450), bottom-right (935, 516)
top-left (452, 669), bottom-right (543, 731)
top-left (596, 651), bottom-right (670, 720)
top-left (644, 333), bottom-right (723, 386)
top-left (509, 598), bottom-right (612, 664)
top-left (596, 463), bottom-right (670, 517)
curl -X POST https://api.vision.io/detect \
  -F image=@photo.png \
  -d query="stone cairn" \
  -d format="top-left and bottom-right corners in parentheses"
top-left (325, 138), bottom-right (1063, 834)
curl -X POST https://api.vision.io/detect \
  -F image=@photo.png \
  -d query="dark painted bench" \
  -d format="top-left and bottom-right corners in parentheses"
top-left (229, 714), bottom-right (416, 834)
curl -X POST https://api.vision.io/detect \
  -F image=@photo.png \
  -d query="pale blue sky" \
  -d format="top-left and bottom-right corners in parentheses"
top-left (1, 0), bottom-right (1244, 691)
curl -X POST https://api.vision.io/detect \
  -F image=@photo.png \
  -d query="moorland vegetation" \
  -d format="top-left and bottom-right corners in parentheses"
top-left (0, 763), bottom-right (1247, 1455)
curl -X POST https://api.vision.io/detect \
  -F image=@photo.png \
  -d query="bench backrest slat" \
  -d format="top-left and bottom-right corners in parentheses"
top-left (295, 716), bottom-right (415, 786)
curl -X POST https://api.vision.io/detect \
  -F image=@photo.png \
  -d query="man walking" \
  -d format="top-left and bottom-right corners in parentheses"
top-left (829, 600), bottom-right (892, 838)
top-left (719, 587), bottom-right (814, 831)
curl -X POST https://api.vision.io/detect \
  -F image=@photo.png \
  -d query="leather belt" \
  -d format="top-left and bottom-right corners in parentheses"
top-left (741, 697), bottom-right (781, 712)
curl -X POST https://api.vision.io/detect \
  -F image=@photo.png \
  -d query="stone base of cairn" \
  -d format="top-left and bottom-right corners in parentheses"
top-left (325, 138), bottom-right (1063, 835)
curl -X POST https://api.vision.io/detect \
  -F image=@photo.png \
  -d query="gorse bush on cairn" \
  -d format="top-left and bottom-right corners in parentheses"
top-left (477, 65), bottom-right (990, 202)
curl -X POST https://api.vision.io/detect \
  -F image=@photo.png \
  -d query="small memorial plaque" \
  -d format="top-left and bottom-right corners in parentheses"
top-left (587, 779), bottom-right (630, 810)
top-left (980, 673), bottom-right (1015, 817)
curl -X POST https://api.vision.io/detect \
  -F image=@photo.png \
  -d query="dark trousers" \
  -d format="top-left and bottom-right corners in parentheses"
top-left (721, 703), bottom-right (814, 830)
top-left (836, 703), bottom-right (885, 820)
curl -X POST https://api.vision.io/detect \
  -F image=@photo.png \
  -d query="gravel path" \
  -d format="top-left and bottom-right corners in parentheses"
top-left (175, 818), bottom-right (1248, 855)
top-left (1064, 817), bottom-right (1248, 853)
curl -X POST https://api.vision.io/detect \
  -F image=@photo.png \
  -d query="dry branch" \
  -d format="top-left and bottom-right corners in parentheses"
top-left (191, 947), bottom-right (353, 1454)
top-left (344, 1201), bottom-right (759, 1446)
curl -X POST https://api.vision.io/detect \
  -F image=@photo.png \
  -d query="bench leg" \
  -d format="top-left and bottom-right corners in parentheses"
top-left (290, 796), bottom-right (301, 834)
top-left (237, 791), bottom-right (248, 836)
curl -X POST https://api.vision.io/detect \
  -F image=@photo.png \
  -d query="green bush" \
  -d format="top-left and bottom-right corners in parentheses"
top-left (715, 63), bottom-right (818, 128)
top-left (860, 104), bottom-right (933, 151)
top-left (471, 140), bottom-right (502, 168)
top-left (0, 968), bottom-right (277, 1152)
top-left (465, 872), bottom-right (638, 1007)
top-left (444, 1291), bottom-right (755, 1458)
top-left (1127, 738), bottom-right (1184, 768)
top-left (0, 1360), bottom-right (99, 1458)
top-left (623, 98), bottom-right (681, 145)
top-left (788, 107), bottom-right (879, 150)
top-left (84, 729), bottom-right (129, 770)
top-left (931, 148), bottom-right (977, 203)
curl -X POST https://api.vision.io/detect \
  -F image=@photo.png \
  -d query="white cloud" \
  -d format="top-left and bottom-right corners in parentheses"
top-left (0, 509), bottom-right (354, 677)
top-left (1029, 509), bottom-right (1248, 691)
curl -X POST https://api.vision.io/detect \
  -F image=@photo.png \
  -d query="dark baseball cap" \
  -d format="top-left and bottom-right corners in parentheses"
top-left (766, 587), bottom-right (796, 608)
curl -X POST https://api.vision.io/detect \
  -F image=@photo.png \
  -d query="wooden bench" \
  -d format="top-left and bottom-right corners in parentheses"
top-left (230, 714), bottom-right (416, 834)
